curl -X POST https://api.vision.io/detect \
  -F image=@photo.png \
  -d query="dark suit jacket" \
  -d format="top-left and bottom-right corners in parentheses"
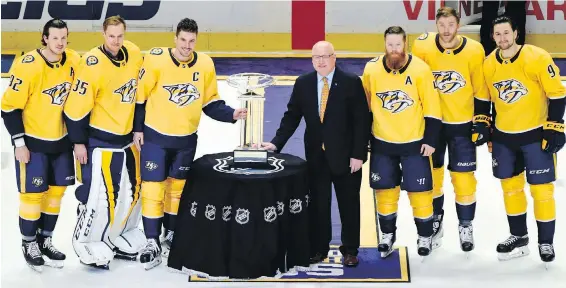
top-left (271, 66), bottom-right (371, 175)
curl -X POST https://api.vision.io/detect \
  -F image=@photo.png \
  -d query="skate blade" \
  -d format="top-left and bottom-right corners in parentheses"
top-left (497, 246), bottom-right (530, 261)
top-left (432, 238), bottom-right (442, 250)
top-left (379, 249), bottom-right (393, 258)
top-left (43, 258), bottom-right (64, 269)
top-left (81, 260), bottom-right (110, 270)
top-left (143, 257), bottom-right (162, 270)
top-left (161, 246), bottom-right (170, 258)
top-left (26, 263), bottom-right (43, 273)
top-left (115, 253), bottom-right (138, 261)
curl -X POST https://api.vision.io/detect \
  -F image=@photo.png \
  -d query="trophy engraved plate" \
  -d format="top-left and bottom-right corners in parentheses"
top-left (227, 73), bottom-right (275, 169)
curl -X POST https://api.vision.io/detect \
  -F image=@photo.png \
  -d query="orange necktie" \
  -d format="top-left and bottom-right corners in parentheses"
top-left (320, 77), bottom-right (329, 150)
top-left (320, 77), bottom-right (329, 122)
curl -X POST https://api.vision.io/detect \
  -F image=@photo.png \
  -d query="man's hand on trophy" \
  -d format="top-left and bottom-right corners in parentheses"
top-left (233, 108), bottom-right (248, 120)
top-left (260, 142), bottom-right (277, 151)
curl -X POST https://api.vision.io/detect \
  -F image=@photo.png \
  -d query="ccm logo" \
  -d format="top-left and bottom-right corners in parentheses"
top-left (457, 162), bottom-right (476, 167)
top-left (529, 169), bottom-right (550, 175)
top-left (1, 1), bottom-right (160, 20)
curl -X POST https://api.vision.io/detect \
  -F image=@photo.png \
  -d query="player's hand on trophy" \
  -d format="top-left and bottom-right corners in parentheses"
top-left (14, 146), bottom-right (30, 164)
top-left (133, 132), bottom-right (144, 151)
top-left (74, 144), bottom-right (88, 164)
top-left (260, 142), bottom-right (277, 151)
top-left (420, 144), bottom-right (435, 157)
top-left (233, 108), bottom-right (248, 120)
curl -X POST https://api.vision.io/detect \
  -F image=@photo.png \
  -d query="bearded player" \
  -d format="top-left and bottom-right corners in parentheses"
top-left (362, 26), bottom-right (442, 258)
top-left (477, 16), bottom-right (565, 264)
top-left (1, 19), bottom-right (80, 271)
top-left (63, 16), bottom-right (145, 269)
top-left (133, 18), bottom-right (246, 270)
top-left (412, 7), bottom-right (489, 253)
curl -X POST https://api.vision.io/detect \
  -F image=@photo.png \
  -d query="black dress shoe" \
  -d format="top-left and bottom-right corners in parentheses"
top-left (343, 254), bottom-right (359, 267)
top-left (309, 253), bottom-right (327, 264)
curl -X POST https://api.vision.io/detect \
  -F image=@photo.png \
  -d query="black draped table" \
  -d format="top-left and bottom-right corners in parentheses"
top-left (167, 152), bottom-right (311, 280)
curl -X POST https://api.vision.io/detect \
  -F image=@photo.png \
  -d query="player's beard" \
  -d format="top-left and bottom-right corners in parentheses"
top-left (385, 50), bottom-right (406, 70)
top-left (498, 39), bottom-right (513, 51)
top-left (441, 32), bottom-right (456, 44)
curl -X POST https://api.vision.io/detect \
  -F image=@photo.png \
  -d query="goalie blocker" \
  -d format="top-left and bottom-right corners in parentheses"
top-left (72, 147), bottom-right (145, 268)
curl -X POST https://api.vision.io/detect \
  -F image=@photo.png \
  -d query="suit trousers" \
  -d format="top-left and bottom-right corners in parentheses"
top-left (308, 149), bottom-right (361, 257)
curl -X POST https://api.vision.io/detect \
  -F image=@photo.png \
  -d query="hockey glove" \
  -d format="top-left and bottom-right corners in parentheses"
top-left (542, 120), bottom-right (565, 154)
top-left (471, 115), bottom-right (491, 146)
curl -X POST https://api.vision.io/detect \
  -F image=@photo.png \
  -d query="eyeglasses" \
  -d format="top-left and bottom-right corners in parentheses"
top-left (312, 54), bottom-right (334, 60)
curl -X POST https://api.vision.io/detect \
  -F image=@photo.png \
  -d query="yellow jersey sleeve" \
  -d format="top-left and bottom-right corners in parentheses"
top-left (536, 52), bottom-right (565, 100)
top-left (64, 54), bottom-right (99, 121)
top-left (362, 58), bottom-right (379, 108)
top-left (418, 66), bottom-right (442, 121)
top-left (136, 52), bottom-right (159, 104)
top-left (470, 46), bottom-right (490, 102)
top-left (411, 33), bottom-right (430, 61)
top-left (202, 57), bottom-right (220, 107)
top-left (0, 56), bottom-right (39, 140)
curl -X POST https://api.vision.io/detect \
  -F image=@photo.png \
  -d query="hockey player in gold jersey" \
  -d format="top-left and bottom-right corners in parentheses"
top-left (478, 16), bottom-right (565, 264)
top-left (1, 19), bottom-right (80, 271)
top-left (411, 7), bottom-right (489, 253)
top-left (133, 18), bottom-right (247, 270)
top-left (63, 16), bottom-right (146, 269)
top-left (362, 26), bottom-right (442, 258)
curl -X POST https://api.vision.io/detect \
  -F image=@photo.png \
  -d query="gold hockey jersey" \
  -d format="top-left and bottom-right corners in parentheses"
top-left (483, 44), bottom-right (565, 145)
top-left (412, 32), bottom-right (488, 127)
top-left (1, 48), bottom-right (81, 153)
top-left (135, 47), bottom-right (236, 148)
top-left (64, 40), bottom-right (143, 146)
top-left (362, 54), bottom-right (442, 153)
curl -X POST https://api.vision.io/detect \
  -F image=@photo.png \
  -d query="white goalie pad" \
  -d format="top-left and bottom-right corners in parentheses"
top-left (72, 147), bottom-right (145, 264)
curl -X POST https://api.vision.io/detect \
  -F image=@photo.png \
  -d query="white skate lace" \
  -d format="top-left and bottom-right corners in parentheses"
top-left (27, 242), bottom-right (42, 258)
top-left (540, 244), bottom-right (554, 255)
top-left (418, 236), bottom-right (432, 248)
top-left (381, 233), bottom-right (394, 245)
top-left (165, 230), bottom-right (174, 244)
top-left (143, 239), bottom-right (160, 255)
top-left (502, 235), bottom-right (520, 246)
top-left (459, 225), bottom-right (473, 243)
top-left (43, 237), bottom-right (60, 254)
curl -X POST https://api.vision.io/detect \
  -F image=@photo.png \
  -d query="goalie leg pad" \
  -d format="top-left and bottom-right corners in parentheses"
top-left (72, 148), bottom-right (128, 264)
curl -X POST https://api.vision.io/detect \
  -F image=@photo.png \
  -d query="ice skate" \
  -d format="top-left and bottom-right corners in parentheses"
top-left (417, 235), bottom-right (433, 261)
top-left (160, 230), bottom-right (174, 258)
top-left (431, 214), bottom-right (444, 250)
top-left (37, 235), bottom-right (65, 268)
top-left (539, 243), bottom-right (555, 269)
top-left (377, 233), bottom-right (395, 258)
top-left (22, 240), bottom-right (44, 272)
top-left (496, 235), bottom-right (529, 261)
top-left (458, 224), bottom-right (474, 256)
top-left (140, 238), bottom-right (162, 270)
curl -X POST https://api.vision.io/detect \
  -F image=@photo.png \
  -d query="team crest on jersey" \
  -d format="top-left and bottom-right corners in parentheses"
top-left (433, 70), bottom-right (466, 94)
top-left (163, 83), bottom-right (201, 107)
top-left (22, 55), bottom-right (35, 63)
top-left (213, 156), bottom-right (285, 175)
top-left (264, 206), bottom-right (277, 222)
top-left (32, 177), bottom-right (44, 187)
top-left (417, 33), bottom-right (429, 40)
top-left (376, 90), bottom-right (414, 113)
top-left (114, 78), bottom-right (137, 103)
top-left (493, 79), bottom-right (528, 104)
top-left (86, 56), bottom-right (98, 66)
top-left (150, 48), bottom-right (163, 55)
top-left (42, 82), bottom-right (72, 105)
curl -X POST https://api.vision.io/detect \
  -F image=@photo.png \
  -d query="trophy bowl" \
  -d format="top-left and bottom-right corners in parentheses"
top-left (227, 73), bottom-right (276, 169)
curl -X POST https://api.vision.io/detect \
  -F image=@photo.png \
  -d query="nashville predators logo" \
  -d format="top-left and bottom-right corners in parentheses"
top-left (114, 79), bottom-right (137, 103)
top-left (42, 82), bottom-right (72, 105)
top-left (432, 70), bottom-right (466, 94)
top-left (376, 90), bottom-right (414, 113)
top-left (493, 79), bottom-right (528, 104)
top-left (163, 83), bottom-right (200, 107)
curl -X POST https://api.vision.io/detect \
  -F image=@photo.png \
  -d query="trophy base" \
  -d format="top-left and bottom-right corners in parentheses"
top-left (231, 148), bottom-right (271, 169)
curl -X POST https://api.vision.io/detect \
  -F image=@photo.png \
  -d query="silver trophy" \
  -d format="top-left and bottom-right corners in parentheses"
top-left (227, 73), bottom-right (275, 169)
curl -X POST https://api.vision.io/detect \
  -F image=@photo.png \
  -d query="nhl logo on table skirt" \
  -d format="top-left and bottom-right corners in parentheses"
top-left (213, 156), bottom-right (284, 175)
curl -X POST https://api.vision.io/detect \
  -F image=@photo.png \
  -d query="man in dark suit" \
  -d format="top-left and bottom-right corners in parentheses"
top-left (261, 41), bottom-right (370, 267)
